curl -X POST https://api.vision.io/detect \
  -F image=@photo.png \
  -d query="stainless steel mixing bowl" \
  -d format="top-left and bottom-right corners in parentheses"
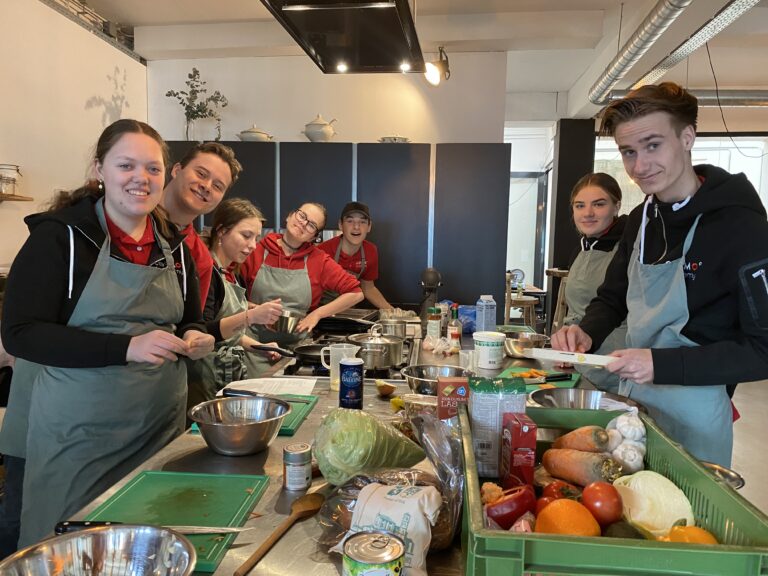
top-left (0, 524), bottom-right (196, 575)
top-left (529, 387), bottom-right (646, 412)
top-left (188, 396), bottom-right (292, 456)
top-left (267, 309), bottom-right (305, 334)
top-left (400, 364), bottom-right (474, 395)
top-left (504, 332), bottom-right (550, 358)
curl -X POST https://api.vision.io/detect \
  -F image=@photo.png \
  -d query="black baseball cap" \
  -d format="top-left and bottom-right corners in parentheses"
top-left (340, 201), bottom-right (371, 220)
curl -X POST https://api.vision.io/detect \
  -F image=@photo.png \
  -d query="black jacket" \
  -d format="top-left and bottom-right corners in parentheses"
top-left (567, 215), bottom-right (628, 268)
top-left (1, 196), bottom-right (205, 368)
top-left (580, 165), bottom-right (768, 386)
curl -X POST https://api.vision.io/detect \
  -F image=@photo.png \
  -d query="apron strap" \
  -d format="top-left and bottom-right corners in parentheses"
top-left (334, 238), bottom-right (365, 280)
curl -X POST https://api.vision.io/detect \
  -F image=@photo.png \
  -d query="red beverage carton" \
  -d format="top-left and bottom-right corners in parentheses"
top-left (500, 412), bottom-right (537, 488)
top-left (437, 376), bottom-right (469, 420)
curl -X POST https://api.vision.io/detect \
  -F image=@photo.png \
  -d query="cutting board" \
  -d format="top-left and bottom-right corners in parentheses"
top-left (279, 394), bottom-right (319, 436)
top-left (497, 366), bottom-right (581, 393)
top-left (86, 471), bottom-right (268, 573)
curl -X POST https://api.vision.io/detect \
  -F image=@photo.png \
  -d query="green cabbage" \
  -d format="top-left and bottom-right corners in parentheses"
top-left (314, 408), bottom-right (425, 485)
top-left (613, 470), bottom-right (694, 536)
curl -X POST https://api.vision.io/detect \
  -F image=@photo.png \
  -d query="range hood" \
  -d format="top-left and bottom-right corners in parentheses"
top-left (260, 0), bottom-right (425, 74)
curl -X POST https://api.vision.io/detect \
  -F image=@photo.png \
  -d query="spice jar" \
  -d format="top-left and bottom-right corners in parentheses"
top-left (283, 442), bottom-right (312, 491)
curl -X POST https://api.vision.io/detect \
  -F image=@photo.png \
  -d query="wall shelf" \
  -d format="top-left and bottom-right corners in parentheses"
top-left (0, 193), bottom-right (33, 203)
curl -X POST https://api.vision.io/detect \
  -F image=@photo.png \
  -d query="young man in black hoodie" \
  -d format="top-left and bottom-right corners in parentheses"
top-left (551, 82), bottom-right (768, 466)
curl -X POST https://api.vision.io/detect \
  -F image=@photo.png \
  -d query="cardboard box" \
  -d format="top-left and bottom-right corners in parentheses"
top-left (500, 412), bottom-right (537, 488)
top-left (437, 376), bottom-right (469, 420)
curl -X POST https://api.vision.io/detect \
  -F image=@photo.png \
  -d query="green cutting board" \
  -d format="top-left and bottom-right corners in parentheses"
top-left (497, 366), bottom-right (581, 393)
top-left (86, 471), bottom-right (268, 573)
top-left (279, 394), bottom-right (319, 436)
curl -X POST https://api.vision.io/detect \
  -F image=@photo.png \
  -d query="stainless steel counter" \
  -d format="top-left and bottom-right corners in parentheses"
top-left (74, 375), bottom-right (463, 576)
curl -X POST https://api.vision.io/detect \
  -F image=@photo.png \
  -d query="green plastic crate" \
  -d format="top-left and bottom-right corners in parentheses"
top-left (460, 405), bottom-right (768, 576)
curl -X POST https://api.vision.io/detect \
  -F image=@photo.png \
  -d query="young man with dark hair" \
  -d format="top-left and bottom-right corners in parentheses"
top-left (552, 82), bottom-right (768, 466)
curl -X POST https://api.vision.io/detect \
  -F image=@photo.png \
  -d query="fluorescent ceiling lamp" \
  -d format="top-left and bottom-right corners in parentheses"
top-left (282, 1), bottom-right (395, 10)
top-left (424, 47), bottom-right (450, 86)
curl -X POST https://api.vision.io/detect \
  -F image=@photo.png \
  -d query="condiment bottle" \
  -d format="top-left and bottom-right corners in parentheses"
top-left (426, 307), bottom-right (442, 339)
top-left (448, 304), bottom-right (462, 353)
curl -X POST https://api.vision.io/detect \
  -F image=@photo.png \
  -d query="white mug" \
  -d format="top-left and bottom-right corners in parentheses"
top-left (321, 343), bottom-right (360, 391)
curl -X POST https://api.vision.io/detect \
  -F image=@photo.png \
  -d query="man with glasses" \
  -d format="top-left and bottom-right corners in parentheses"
top-left (319, 202), bottom-right (392, 309)
top-left (240, 203), bottom-right (363, 372)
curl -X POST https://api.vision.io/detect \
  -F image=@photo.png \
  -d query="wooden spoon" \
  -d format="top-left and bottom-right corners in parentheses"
top-left (234, 492), bottom-right (325, 576)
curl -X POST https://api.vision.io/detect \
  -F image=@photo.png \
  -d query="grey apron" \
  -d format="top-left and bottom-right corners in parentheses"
top-left (244, 247), bottom-right (312, 376)
top-left (320, 240), bottom-right (365, 305)
top-left (620, 212), bottom-right (732, 467)
top-left (564, 245), bottom-right (627, 394)
top-left (0, 359), bottom-right (42, 458)
top-left (187, 258), bottom-right (249, 410)
top-left (19, 200), bottom-right (187, 546)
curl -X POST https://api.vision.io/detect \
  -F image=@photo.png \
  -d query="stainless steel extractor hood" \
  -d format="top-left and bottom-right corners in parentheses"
top-left (260, 0), bottom-right (425, 74)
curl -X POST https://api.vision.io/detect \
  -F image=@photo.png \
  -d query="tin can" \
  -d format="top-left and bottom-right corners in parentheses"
top-left (342, 531), bottom-right (404, 576)
top-left (283, 442), bottom-right (312, 491)
top-left (339, 357), bottom-right (364, 409)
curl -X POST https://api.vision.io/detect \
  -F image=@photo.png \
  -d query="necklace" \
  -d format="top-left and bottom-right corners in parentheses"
top-left (281, 237), bottom-right (302, 252)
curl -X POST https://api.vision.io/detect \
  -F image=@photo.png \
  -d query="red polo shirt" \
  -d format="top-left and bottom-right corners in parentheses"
top-left (105, 213), bottom-right (155, 266)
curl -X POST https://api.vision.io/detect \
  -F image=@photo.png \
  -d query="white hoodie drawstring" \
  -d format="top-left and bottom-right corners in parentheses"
top-left (67, 225), bottom-right (75, 299)
top-left (639, 195), bottom-right (653, 264)
top-left (180, 242), bottom-right (187, 301)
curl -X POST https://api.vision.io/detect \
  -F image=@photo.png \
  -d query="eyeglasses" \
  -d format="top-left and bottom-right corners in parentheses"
top-left (295, 209), bottom-right (320, 234)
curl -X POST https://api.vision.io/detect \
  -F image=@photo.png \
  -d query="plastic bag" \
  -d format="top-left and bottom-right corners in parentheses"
top-left (314, 408), bottom-right (425, 486)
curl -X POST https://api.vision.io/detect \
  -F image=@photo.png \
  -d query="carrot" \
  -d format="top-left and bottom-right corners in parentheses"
top-left (553, 425), bottom-right (610, 452)
top-left (542, 448), bottom-right (623, 486)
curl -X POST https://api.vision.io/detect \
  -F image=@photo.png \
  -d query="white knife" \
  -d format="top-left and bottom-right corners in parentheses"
top-left (523, 348), bottom-right (616, 367)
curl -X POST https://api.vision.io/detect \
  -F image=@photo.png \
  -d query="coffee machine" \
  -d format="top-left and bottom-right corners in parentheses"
top-left (418, 267), bottom-right (442, 324)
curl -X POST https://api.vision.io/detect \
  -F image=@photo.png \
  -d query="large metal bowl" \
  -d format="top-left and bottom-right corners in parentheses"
top-left (0, 524), bottom-right (196, 575)
top-left (504, 332), bottom-right (550, 358)
top-left (400, 364), bottom-right (474, 395)
top-left (267, 309), bottom-right (305, 334)
top-left (701, 461), bottom-right (745, 490)
top-left (530, 387), bottom-right (646, 412)
top-left (188, 396), bottom-right (291, 456)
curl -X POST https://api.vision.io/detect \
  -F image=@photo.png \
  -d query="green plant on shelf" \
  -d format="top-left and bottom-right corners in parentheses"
top-left (165, 68), bottom-right (228, 141)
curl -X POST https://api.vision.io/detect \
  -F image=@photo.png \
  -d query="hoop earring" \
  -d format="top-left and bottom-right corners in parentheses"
top-left (98, 180), bottom-right (104, 192)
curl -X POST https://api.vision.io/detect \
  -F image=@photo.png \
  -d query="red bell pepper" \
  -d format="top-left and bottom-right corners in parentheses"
top-left (484, 484), bottom-right (537, 530)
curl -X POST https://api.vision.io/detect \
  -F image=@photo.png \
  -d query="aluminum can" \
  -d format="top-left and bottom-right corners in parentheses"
top-left (283, 442), bottom-right (312, 491)
top-left (339, 357), bottom-right (364, 409)
top-left (342, 531), bottom-right (404, 576)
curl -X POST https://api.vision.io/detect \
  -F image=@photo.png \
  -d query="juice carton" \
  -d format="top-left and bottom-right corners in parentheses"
top-left (500, 412), bottom-right (537, 488)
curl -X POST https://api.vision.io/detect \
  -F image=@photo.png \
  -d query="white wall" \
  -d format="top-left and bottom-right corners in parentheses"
top-left (0, 0), bottom-right (147, 265)
top-left (146, 52), bottom-right (507, 144)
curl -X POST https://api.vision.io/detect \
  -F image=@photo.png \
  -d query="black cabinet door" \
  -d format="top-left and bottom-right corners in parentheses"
top-left (166, 141), bottom-right (277, 229)
top-left (433, 143), bottom-right (511, 312)
top-left (357, 144), bottom-right (431, 307)
top-left (279, 143), bottom-right (353, 226)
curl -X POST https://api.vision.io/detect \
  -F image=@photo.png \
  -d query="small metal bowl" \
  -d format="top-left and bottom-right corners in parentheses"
top-left (267, 309), bottom-right (305, 334)
top-left (504, 333), bottom-right (550, 358)
top-left (400, 364), bottom-right (474, 395)
top-left (188, 396), bottom-right (291, 456)
top-left (0, 524), bottom-right (196, 575)
top-left (530, 387), bottom-right (647, 412)
top-left (701, 461), bottom-right (745, 490)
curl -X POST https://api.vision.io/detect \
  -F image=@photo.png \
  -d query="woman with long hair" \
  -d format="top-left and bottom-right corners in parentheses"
top-left (0, 119), bottom-right (214, 547)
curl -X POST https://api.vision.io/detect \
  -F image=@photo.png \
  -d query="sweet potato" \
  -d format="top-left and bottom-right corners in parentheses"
top-left (542, 448), bottom-right (623, 486)
top-left (553, 425), bottom-right (610, 452)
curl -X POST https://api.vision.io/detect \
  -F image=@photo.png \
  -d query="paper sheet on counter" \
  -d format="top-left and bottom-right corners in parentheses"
top-left (221, 378), bottom-right (317, 396)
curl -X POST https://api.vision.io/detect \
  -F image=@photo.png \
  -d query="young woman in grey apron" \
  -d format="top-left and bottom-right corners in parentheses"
top-left (187, 199), bottom-right (282, 407)
top-left (241, 203), bottom-right (363, 376)
top-left (0, 120), bottom-right (213, 548)
top-left (563, 173), bottom-right (628, 393)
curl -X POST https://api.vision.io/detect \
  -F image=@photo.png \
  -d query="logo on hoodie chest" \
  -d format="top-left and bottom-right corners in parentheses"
top-left (684, 258), bottom-right (703, 281)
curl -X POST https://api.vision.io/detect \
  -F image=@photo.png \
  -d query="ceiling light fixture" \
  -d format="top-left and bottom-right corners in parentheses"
top-left (400, 62), bottom-right (411, 72)
top-left (337, 62), bottom-right (348, 72)
top-left (424, 46), bottom-right (450, 86)
top-left (281, 1), bottom-right (396, 10)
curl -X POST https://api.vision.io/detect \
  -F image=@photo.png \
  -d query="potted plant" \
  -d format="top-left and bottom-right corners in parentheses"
top-left (166, 68), bottom-right (228, 141)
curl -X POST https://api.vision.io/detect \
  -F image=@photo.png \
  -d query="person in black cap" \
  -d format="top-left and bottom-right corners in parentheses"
top-left (318, 201), bottom-right (392, 309)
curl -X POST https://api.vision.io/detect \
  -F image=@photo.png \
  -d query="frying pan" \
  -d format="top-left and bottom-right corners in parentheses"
top-left (249, 343), bottom-right (325, 364)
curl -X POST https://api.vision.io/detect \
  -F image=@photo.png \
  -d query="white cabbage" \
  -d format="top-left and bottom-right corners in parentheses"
top-left (613, 471), bottom-right (694, 536)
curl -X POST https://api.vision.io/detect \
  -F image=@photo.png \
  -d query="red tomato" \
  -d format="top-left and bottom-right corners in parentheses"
top-left (581, 482), bottom-right (623, 526)
top-left (485, 485), bottom-right (537, 530)
top-left (542, 480), bottom-right (581, 500)
top-left (536, 496), bottom-right (556, 515)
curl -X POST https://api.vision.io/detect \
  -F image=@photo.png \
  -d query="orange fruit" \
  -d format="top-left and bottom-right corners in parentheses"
top-left (661, 526), bottom-right (718, 544)
top-left (534, 498), bottom-right (601, 536)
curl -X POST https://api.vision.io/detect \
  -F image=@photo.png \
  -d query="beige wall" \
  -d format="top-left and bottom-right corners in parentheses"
top-left (147, 52), bottom-right (507, 144)
top-left (0, 0), bottom-right (147, 265)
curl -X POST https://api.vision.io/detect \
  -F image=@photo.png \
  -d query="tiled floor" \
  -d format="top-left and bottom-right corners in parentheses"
top-left (732, 380), bottom-right (768, 513)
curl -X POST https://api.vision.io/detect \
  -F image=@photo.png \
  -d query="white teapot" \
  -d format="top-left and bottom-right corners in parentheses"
top-left (302, 114), bottom-right (337, 142)
top-left (237, 125), bottom-right (273, 142)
